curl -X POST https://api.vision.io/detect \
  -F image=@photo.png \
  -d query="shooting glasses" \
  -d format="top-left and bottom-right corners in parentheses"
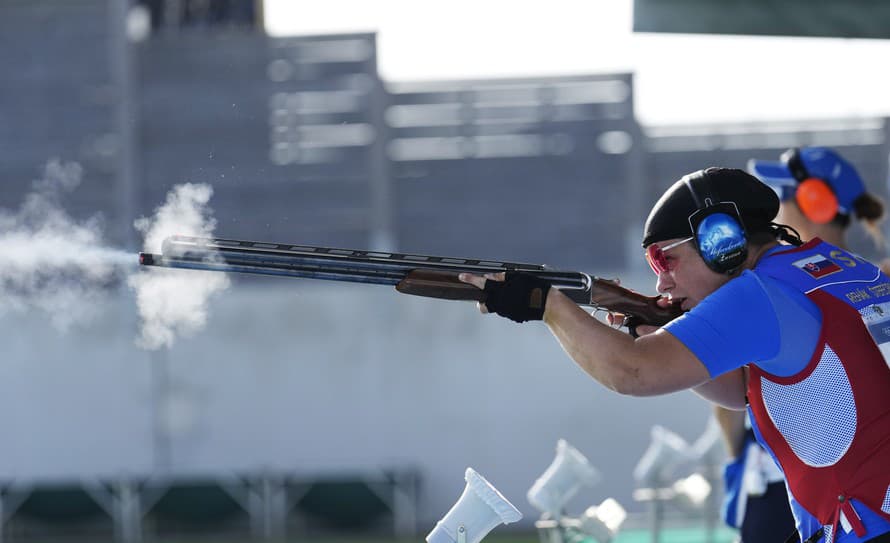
top-left (644, 237), bottom-right (693, 276)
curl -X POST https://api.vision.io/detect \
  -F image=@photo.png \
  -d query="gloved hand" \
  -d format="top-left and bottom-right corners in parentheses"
top-left (482, 272), bottom-right (552, 323)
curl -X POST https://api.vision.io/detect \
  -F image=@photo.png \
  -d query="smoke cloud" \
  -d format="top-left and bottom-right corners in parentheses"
top-left (0, 160), bottom-right (131, 330)
top-left (129, 183), bottom-right (230, 350)
top-left (0, 160), bottom-right (230, 349)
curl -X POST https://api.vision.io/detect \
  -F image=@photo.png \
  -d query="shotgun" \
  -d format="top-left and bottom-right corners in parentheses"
top-left (138, 235), bottom-right (682, 327)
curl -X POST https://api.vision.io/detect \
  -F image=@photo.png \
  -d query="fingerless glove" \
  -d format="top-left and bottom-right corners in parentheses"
top-left (483, 273), bottom-right (552, 323)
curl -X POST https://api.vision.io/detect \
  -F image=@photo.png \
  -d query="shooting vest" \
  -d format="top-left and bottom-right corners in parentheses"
top-left (746, 239), bottom-right (890, 541)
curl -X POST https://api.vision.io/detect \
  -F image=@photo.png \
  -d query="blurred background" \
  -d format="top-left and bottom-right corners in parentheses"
top-left (1, 1), bottom-right (889, 542)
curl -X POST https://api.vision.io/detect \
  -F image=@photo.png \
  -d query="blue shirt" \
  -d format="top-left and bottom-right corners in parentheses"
top-left (665, 247), bottom-right (822, 379)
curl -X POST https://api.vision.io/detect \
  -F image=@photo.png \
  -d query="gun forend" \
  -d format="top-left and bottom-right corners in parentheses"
top-left (395, 270), bottom-right (488, 302)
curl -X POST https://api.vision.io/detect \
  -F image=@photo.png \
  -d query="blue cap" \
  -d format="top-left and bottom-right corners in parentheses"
top-left (747, 147), bottom-right (866, 215)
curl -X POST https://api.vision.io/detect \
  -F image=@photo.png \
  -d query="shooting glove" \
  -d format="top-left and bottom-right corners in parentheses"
top-left (483, 272), bottom-right (552, 323)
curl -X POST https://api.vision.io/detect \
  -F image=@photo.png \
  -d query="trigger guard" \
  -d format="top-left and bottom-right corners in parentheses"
top-left (622, 315), bottom-right (643, 329)
top-left (622, 315), bottom-right (642, 338)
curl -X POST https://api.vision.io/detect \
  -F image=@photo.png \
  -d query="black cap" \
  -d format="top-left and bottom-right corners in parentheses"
top-left (642, 167), bottom-right (779, 247)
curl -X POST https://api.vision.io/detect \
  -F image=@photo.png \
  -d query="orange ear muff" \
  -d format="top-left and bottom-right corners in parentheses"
top-left (795, 178), bottom-right (838, 224)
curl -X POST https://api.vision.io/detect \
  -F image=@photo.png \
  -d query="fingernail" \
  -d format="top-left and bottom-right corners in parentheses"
top-left (458, 273), bottom-right (466, 280)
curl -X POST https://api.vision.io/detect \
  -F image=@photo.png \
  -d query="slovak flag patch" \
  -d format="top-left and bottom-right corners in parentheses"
top-left (793, 254), bottom-right (843, 278)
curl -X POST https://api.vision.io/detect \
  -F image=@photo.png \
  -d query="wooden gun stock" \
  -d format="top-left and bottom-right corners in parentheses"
top-left (396, 270), bottom-right (681, 327)
top-left (586, 276), bottom-right (682, 327)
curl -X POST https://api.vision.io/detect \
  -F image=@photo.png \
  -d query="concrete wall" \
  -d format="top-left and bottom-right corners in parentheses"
top-left (0, 273), bottom-right (716, 530)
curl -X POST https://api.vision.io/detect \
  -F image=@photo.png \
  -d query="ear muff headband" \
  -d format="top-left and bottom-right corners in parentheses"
top-left (683, 170), bottom-right (748, 274)
top-left (783, 148), bottom-right (839, 224)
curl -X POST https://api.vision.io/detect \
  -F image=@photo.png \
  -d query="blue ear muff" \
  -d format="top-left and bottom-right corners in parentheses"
top-left (693, 209), bottom-right (747, 272)
top-left (684, 170), bottom-right (748, 274)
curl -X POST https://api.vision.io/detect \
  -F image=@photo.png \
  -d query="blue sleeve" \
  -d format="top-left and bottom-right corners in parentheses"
top-left (664, 271), bottom-right (782, 378)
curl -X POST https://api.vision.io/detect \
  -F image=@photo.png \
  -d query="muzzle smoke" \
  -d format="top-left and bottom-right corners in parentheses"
top-left (129, 183), bottom-right (229, 350)
top-left (0, 160), bottom-right (229, 349)
top-left (0, 160), bottom-right (131, 330)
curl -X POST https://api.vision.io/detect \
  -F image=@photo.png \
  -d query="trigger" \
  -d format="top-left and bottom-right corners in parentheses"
top-left (622, 315), bottom-right (642, 338)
